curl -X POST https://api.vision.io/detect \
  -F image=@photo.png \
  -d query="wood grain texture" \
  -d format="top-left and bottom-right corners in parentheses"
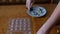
top-left (0, 4), bottom-right (57, 34)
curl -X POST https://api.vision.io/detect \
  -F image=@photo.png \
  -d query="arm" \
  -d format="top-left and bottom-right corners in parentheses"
top-left (37, 2), bottom-right (60, 34)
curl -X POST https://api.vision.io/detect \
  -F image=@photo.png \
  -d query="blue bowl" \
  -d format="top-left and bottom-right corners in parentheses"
top-left (27, 6), bottom-right (47, 17)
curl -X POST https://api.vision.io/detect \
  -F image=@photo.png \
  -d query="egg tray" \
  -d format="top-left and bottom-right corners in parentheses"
top-left (6, 18), bottom-right (35, 34)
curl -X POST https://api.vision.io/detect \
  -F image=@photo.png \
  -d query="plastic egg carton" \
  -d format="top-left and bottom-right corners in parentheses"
top-left (6, 18), bottom-right (32, 34)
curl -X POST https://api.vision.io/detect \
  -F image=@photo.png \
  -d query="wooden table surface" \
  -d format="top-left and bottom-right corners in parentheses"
top-left (0, 4), bottom-right (57, 34)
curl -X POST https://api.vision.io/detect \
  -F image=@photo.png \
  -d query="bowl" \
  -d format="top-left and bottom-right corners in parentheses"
top-left (27, 6), bottom-right (47, 17)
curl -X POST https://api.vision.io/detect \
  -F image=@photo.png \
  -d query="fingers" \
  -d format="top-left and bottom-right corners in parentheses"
top-left (26, 0), bottom-right (30, 10)
top-left (26, 0), bottom-right (34, 10)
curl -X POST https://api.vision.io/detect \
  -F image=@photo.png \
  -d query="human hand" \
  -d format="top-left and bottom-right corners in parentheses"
top-left (26, 0), bottom-right (34, 11)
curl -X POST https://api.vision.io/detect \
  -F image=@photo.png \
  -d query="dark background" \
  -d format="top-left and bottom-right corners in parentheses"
top-left (0, 0), bottom-right (59, 5)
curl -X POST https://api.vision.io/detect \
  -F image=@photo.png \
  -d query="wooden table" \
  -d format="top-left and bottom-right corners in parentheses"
top-left (0, 4), bottom-right (57, 34)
